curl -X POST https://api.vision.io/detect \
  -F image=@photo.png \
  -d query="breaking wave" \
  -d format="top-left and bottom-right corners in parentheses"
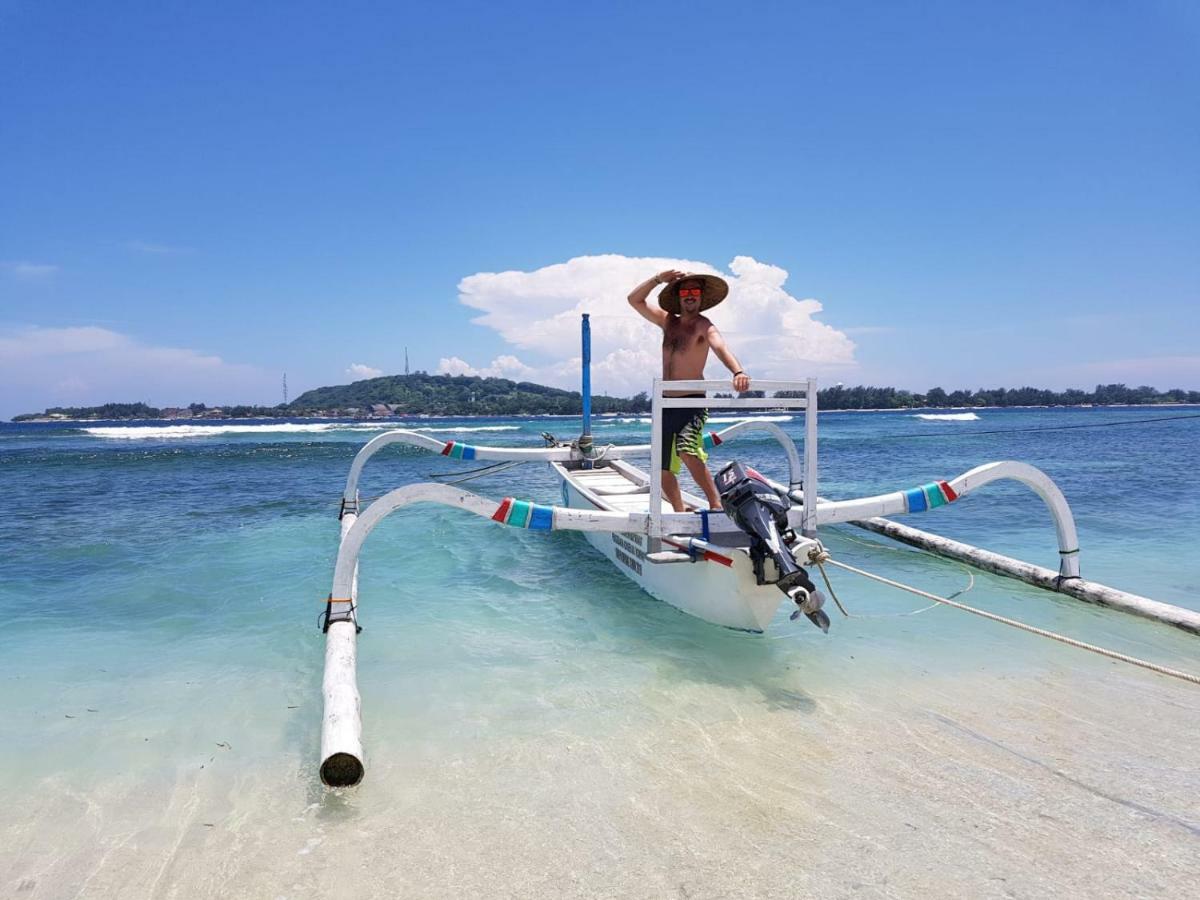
top-left (913, 412), bottom-right (981, 422)
top-left (82, 423), bottom-right (520, 439)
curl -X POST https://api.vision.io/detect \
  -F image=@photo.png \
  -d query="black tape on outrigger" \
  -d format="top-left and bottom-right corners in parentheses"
top-left (1054, 548), bottom-right (1082, 588)
top-left (338, 497), bottom-right (359, 521)
top-left (320, 594), bottom-right (362, 633)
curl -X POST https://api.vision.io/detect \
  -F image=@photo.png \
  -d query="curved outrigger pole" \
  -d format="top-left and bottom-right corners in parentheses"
top-left (811, 460), bottom-right (1080, 579)
top-left (339, 435), bottom-right (1083, 573)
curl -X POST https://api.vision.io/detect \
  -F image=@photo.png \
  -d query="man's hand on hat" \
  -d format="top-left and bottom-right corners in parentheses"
top-left (655, 270), bottom-right (686, 285)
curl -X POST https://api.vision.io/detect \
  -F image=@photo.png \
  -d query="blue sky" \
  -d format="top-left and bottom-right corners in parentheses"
top-left (1, 0), bottom-right (1197, 418)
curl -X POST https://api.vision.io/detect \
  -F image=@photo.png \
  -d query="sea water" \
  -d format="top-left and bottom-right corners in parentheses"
top-left (1, 409), bottom-right (1197, 898)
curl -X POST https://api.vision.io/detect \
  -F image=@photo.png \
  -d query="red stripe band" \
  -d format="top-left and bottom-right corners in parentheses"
top-left (663, 538), bottom-right (733, 567)
top-left (491, 497), bottom-right (513, 523)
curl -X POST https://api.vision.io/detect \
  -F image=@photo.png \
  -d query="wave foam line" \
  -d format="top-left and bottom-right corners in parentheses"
top-left (83, 423), bottom-right (521, 439)
top-left (84, 423), bottom-right (347, 438)
top-left (913, 413), bottom-right (981, 422)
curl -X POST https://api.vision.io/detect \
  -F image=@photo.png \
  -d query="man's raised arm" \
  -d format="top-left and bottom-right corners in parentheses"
top-left (627, 269), bottom-right (684, 326)
top-left (708, 325), bottom-right (751, 392)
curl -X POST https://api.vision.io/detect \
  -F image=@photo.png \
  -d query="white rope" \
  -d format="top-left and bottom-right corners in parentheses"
top-left (823, 557), bottom-right (1200, 687)
top-left (815, 558), bottom-right (952, 619)
top-left (819, 527), bottom-right (975, 616)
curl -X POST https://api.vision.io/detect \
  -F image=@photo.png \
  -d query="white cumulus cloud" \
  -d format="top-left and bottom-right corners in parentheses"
top-left (449, 254), bottom-right (856, 396)
top-left (0, 325), bottom-right (274, 418)
top-left (346, 363), bottom-right (384, 380)
top-left (437, 354), bottom-right (536, 380)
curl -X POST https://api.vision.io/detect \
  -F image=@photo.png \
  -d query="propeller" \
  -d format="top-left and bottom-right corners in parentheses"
top-left (787, 586), bottom-right (831, 633)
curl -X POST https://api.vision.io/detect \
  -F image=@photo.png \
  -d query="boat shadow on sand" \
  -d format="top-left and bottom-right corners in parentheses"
top-left (473, 529), bottom-right (824, 715)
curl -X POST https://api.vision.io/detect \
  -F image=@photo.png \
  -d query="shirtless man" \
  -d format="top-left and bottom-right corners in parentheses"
top-left (627, 269), bottom-right (751, 511)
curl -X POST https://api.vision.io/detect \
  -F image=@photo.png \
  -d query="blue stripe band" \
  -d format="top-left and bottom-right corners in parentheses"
top-left (904, 487), bottom-right (928, 513)
top-left (529, 504), bottom-right (553, 531)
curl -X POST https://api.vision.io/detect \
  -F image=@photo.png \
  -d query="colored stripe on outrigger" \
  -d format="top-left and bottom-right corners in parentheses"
top-left (491, 497), bottom-right (554, 530)
top-left (440, 440), bottom-right (477, 460)
top-left (702, 431), bottom-right (723, 449)
top-left (662, 537), bottom-right (733, 567)
top-left (904, 480), bottom-right (958, 513)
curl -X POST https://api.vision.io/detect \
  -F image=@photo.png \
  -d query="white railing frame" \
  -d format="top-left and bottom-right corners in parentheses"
top-left (803, 378), bottom-right (818, 536)
top-left (648, 378), bottom-right (817, 540)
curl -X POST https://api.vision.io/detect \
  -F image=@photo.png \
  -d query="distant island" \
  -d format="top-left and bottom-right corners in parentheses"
top-left (11, 374), bottom-right (1200, 421)
top-left (13, 374), bottom-right (649, 421)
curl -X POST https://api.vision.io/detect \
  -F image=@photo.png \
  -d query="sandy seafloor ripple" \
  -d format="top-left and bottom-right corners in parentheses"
top-left (1, 410), bottom-right (1198, 898)
top-left (3, 661), bottom-right (1197, 899)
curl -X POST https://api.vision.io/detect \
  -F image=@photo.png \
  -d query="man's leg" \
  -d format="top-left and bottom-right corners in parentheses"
top-left (660, 415), bottom-right (689, 512)
top-left (661, 469), bottom-right (686, 512)
top-left (680, 453), bottom-right (722, 510)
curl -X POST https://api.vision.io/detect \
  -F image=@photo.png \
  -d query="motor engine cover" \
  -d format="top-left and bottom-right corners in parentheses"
top-left (716, 460), bottom-right (830, 632)
top-left (716, 461), bottom-right (790, 529)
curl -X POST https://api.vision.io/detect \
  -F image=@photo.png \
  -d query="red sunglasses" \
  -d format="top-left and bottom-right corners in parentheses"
top-left (678, 288), bottom-right (703, 299)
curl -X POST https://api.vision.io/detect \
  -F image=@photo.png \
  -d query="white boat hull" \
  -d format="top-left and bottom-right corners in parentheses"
top-left (554, 463), bottom-right (784, 632)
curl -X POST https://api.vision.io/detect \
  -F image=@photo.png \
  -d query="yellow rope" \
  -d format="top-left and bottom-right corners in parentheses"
top-left (823, 557), bottom-right (1200, 687)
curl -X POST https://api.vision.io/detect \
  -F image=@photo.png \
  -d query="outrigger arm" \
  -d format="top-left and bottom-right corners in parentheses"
top-left (810, 460), bottom-right (1080, 580)
top-left (338, 430), bottom-right (1082, 578)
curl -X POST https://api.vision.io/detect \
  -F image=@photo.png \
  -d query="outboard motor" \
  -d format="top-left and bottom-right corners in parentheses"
top-left (716, 461), bottom-right (831, 632)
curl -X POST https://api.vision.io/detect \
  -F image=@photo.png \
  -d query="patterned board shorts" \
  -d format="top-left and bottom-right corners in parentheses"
top-left (661, 405), bottom-right (709, 474)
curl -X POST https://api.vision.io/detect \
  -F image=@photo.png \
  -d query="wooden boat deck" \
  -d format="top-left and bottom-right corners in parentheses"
top-left (566, 463), bottom-right (676, 513)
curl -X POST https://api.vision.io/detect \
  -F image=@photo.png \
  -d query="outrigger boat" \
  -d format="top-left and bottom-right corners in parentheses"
top-left (318, 315), bottom-right (1116, 787)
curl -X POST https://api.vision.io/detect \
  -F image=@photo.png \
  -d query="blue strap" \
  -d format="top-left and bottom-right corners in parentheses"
top-left (699, 509), bottom-right (710, 541)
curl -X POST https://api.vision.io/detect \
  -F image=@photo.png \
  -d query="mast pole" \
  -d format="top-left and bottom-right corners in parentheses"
top-left (580, 314), bottom-right (593, 467)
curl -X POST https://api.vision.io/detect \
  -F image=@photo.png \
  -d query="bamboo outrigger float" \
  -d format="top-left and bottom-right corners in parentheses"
top-left (318, 316), bottom-right (1198, 788)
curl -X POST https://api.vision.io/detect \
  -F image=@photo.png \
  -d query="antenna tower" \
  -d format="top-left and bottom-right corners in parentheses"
top-left (405, 347), bottom-right (410, 376)
top-left (282, 373), bottom-right (289, 405)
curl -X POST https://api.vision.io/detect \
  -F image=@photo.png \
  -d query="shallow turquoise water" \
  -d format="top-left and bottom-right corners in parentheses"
top-left (1, 409), bottom-right (1197, 897)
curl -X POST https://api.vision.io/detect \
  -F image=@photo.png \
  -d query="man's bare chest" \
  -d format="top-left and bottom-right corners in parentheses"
top-left (662, 320), bottom-right (708, 355)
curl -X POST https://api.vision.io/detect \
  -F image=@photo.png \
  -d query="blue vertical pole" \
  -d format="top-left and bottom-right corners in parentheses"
top-left (581, 313), bottom-right (592, 437)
